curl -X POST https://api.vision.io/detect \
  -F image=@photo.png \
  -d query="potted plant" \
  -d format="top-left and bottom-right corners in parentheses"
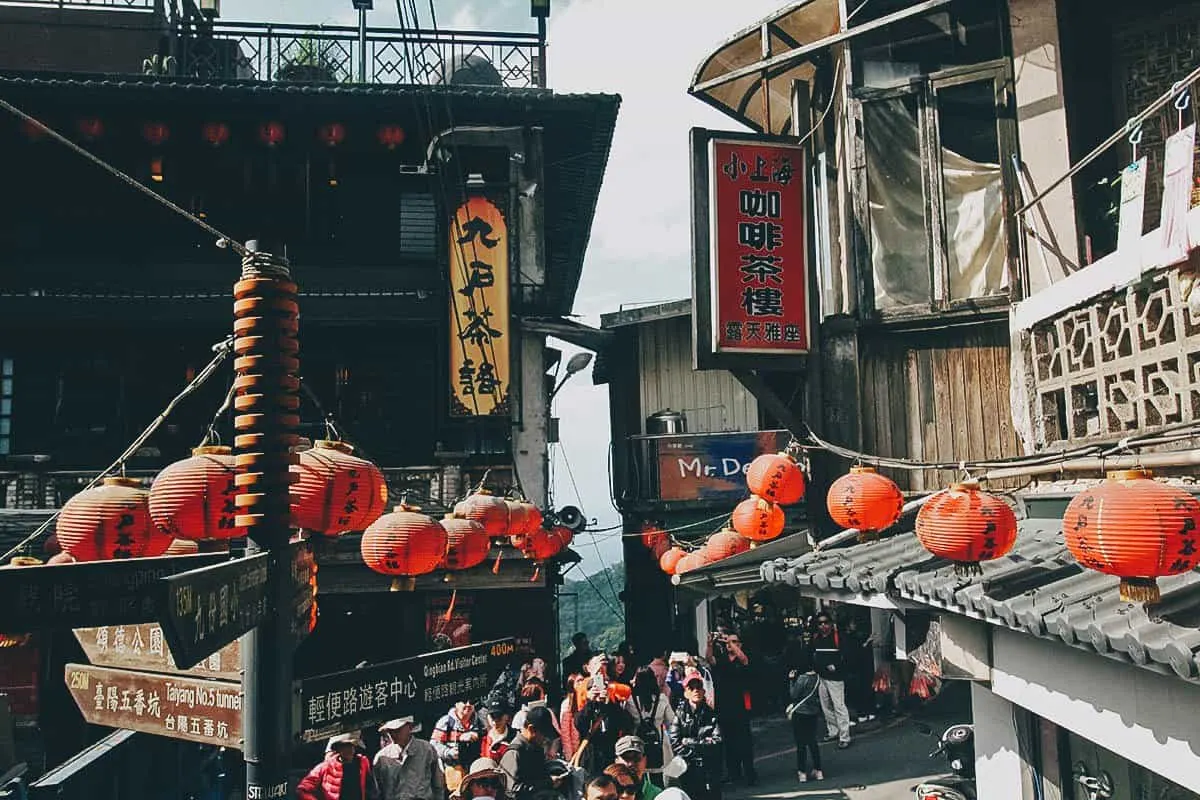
top-left (276, 36), bottom-right (340, 83)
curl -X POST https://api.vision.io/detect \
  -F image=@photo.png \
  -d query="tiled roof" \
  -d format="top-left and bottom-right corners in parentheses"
top-left (762, 518), bottom-right (1200, 685)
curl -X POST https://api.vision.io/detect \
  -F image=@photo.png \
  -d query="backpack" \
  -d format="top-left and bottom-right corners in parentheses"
top-left (634, 695), bottom-right (664, 769)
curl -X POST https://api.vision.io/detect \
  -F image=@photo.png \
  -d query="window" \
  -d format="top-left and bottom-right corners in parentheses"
top-left (856, 63), bottom-right (1016, 315)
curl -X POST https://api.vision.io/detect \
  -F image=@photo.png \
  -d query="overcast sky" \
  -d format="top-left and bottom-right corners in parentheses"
top-left (227, 0), bottom-right (783, 572)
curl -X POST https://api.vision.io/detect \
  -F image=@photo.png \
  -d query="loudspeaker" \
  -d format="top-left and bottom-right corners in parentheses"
top-left (557, 506), bottom-right (586, 532)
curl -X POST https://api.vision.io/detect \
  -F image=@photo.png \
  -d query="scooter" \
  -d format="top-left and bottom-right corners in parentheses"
top-left (913, 723), bottom-right (975, 800)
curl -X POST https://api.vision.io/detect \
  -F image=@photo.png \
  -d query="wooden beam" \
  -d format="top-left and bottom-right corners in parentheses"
top-left (731, 369), bottom-right (806, 436)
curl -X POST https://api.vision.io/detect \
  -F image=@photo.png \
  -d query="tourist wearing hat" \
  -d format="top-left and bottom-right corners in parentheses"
top-left (498, 705), bottom-right (565, 800)
top-left (373, 717), bottom-right (444, 800)
top-left (667, 671), bottom-right (722, 800)
top-left (297, 733), bottom-right (380, 800)
top-left (615, 736), bottom-right (663, 800)
top-left (456, 758), bottom-right (509, 800)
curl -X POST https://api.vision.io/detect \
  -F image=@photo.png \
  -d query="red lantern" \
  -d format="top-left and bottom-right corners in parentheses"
top-left (915, 481), bottom-right (1017, 574)
top-left (202, 122), bottom-right (230, 147)
top-left (377, 124), bottom-right (406, 149)
top-left (142, 122), bottom-right (170, 147)
top-left (732, 495), bottom-right (785, 542)
top-left (704, 528), bottom-right (751, 561)
top-left (1063, 469), bottom-right (1200, 603)
top-left (56, 477), bottom-right (166, 561)
top-left (746, 452), bottom-right (806, 505)
top-left (259, 121), bottom-right (285, 147)
top-left (651, 537), bottom-right (670, 560)
top-left (148, 446), bottom-right (241, 541)
top-left (361, 504), bottom-right (448, 590)
top-left (291, 441), bottom-right (388, 536)
top-left (317, 122), bottom-right (346, 147)
top-left (76, 118), bottom-right (104, 141)
top-left (674, 551), bottom-right (711, 575)
top-left (519, 526), bottom-right (568, 562)
top-left (659, 546), bottom-right (686, 575)
top-left (505, 500), bottom-right (531, 536)
top-left (457, 490), bottom-right (509, 537)
top-left (440, 515), bottom-right (491, 571)
top-left (827, 466), bottom-right (904, 536)
top-left (641, 523), bottom-right (668, 552)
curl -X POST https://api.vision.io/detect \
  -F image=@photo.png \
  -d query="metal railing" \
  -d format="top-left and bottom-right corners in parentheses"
top-left (175, 21), bottom-right (543, 88)
top-left (0, 0), bottom-right (158, 9)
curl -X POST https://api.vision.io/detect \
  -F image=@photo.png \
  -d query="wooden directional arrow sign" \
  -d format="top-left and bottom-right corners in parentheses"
top-left (73, 623), bottom-right (241, 681)
top-left (158, 552), bottom-right (269, 671)
top-left (0, 553), bottom-right (224, 634)
top-left (64, 663), bottom-right (243, 749)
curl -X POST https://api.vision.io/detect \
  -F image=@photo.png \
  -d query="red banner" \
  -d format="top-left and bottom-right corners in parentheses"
top-left (709, 139), bottom-right (809, 354)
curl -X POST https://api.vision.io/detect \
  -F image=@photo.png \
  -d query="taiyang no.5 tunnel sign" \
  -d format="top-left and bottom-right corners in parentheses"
top-left (296, 639), bottom-right (515, 743)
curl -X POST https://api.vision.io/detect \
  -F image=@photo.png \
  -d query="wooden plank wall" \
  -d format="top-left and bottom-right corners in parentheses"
top-left (637, 315), bottom-right (760, 434)
top-left (858, 322), bottom-right (1021, 491)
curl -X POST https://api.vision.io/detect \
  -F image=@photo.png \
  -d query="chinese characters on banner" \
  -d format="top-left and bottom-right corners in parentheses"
top-left (709, 140), bottom-right (809, 355)
top-left (449, 197), bottom-right (510, 417)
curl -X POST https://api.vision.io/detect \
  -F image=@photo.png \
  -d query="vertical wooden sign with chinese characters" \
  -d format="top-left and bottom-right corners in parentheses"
top-left (691, 129), bottom-right (809, 371)
top-left (448, 197), bottom-right (510, 416)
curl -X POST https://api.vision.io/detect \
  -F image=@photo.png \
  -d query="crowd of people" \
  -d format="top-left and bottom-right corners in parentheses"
top-left (296, 612), bottom-right (889, 800)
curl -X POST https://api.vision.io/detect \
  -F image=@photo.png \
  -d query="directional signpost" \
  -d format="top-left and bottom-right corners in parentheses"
top-left (295, 638), bottom-right (515, 743)
top-left (0, 553), bottom-right (224, 634)
top-left (64, 663), bottom-right (243, 749)
top-left (73, 623), bottom-right (242, 681)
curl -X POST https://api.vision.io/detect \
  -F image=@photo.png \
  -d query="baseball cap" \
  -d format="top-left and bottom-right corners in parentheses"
top-left (524, 705), bottom-right (557, 737)
top-left (683, 669), bottom-right (705, 686)
top-left (616, 735), bottom-right (645, 757)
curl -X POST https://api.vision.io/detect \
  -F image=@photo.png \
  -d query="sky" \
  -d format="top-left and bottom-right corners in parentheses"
top-left (226, 0), bottom-right (784, 572)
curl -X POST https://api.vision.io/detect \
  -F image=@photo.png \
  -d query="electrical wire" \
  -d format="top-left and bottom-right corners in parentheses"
top-left (1, 337), bottom-right (234, 563)
top-left (0, 98), bottom-right (247, 257)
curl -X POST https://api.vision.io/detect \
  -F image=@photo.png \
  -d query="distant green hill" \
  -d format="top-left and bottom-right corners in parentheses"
top-left (558, 563), bottom-right (626, 655)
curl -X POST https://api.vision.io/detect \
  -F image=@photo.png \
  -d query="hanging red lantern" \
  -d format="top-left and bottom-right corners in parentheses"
top-left (518, 526), bottom-right (567, 562)
top-left (505, 499), bottom-right (532, 536)
top-left (641, 523), bottom-right (668, 552)
top-left (674, 550), bottom-right (711, 575)
top-left (440, 515), bottom-right (491, 571)
top-left (651, 537), bottom-right (670, 560)
top-left (148, 446), bottom-right (241, 541)
top-left (259, 121), bottom-right (285, 147)
top-left (56, 477), bottom-right (166, 561)
top-left (202, 121), bottom-right (231, 147)
top-left (660, 546), bottom-right (686, 575)
top-left (291, 440), bottom-right (388, 536)
top-left (915, 481), bottom-right (1017, 574)
top-left (142, 121), bottom-right (170, 147)
top-left (76, 118), bottom-right (104, 141)
top-left (317, 122), bottom-right (346, 147)
top-left (746, 452), bottom-right (806, 505)
top-left (377, 124), bottom-right (406, 149)
top-left (1063, 469), bottom-right (1200, 603)
top-left (732, 495), bottom-right (785, 542)
top-left (704, 528), bottom-right (752, 561)
top-left (827, 466), bottom-right (904, 536)
top-left (361, 504), bottom-right (448, 591)
top-left (457, 490), bottom-right (509, 538)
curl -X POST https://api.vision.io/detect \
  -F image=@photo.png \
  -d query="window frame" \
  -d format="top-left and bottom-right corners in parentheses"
top-left (852, 58), bottom-right (1020, 320)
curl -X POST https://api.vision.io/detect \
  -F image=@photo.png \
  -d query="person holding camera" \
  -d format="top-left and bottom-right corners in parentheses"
top-left (705, 629), bottom-right (755, 786)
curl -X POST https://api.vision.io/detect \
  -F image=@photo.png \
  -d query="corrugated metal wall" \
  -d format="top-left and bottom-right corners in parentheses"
top-left (636, 315), bottom-right (759, 434)
top-left (859, 321), bottom-right (1021, 491)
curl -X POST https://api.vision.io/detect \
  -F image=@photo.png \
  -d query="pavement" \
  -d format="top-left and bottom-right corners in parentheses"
top-left (722, 682), bottom-right (971, 800)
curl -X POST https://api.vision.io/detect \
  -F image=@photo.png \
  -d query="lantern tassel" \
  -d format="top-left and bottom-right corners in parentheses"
top-left (443, 589), bottom-right (458, 622)
top-left (390, 576), bottom-right (417, 592)
top-left (1120, 577), bottom-right (1161, 604)
top-left (492, 552), bottom-right (502, 574)
top-left (953, 562), bottom-right (982, 578)
top-left (531, 565), bottom-right (540, 583)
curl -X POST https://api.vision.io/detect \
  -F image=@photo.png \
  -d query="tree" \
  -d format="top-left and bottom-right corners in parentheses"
top-left (558, 563), bottom-right (625, 655)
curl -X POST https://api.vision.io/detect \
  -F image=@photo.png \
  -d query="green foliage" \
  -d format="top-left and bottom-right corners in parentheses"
top-left (558, 563), bottom-right (626, 656)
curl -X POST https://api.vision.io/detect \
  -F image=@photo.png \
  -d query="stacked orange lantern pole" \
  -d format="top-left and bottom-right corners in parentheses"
top-left (915, 481), bottom-right (1017, 575)
top-left (1062, 469), bottom-right (1200, 603)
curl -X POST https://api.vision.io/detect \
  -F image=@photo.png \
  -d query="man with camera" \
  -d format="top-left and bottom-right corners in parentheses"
top-left (705, 628), bottom-right (756, 786)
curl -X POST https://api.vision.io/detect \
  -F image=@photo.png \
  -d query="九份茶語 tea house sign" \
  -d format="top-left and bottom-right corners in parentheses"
top-left (296, 638), bottom-right (515, 742)
top-left (449, 197), bottom-right (511, 417)
top-left (691, 129), bottom-right (809, 371)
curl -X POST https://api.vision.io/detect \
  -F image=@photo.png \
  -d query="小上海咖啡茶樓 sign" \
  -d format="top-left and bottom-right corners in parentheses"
top-left (64, 663), bottom-right (242, 749)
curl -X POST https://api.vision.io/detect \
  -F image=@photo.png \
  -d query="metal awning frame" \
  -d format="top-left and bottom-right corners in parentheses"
top-left (690, 0), bottom-right (954, 97)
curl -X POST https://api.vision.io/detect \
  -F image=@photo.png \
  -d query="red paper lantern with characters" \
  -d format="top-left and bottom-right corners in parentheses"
top-left (148, 446), bottom-right (241, 541)
top-left (361, 504), bottom-right (448, 591)
top-left (291, 440), bottom-right (387, 536)
top-left (731, 495), bottom-right (785, 542)
top-left (827, 466), bottom-right (903, 538)
top-left (56, 477), bottom-right (170, 561)
top-left (915, 481), bottom-right (1018, 574)
top-left (746, 452), bottom-right (806, 505)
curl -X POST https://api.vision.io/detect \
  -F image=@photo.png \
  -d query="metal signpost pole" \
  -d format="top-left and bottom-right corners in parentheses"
top-left (234, 241), bottom-right (301, 800)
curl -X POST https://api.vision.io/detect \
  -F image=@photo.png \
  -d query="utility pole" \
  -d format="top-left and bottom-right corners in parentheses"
top-left (235, 241), bottom-right (301, 800)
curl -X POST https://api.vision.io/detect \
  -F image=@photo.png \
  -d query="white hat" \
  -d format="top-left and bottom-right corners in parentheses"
top-left (327, 733), bottom-right (361, 751)
top-left (379, 716), bottom-right (421, 733)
